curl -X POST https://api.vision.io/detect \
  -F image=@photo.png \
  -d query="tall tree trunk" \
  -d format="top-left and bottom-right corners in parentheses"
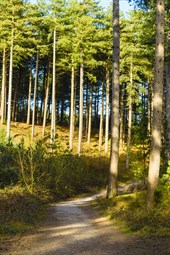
top-left (99, 81), bottom-right (104, 151)
top-left (40, 65), bottom-right (46, 125)
top-left (1, 47), bottom-right (6, 124)
top-left (31, 51), bottom-right (39, 140)
top-left (69, 66), bottom-right (75, 151)
top-left (42, 60), bottom-right (50, 138)
top-left (164, 18), bottom-right (170, 167)
top-left (147, 0), bottom-right (164, 208)
top-left (147, 79), bottom-right (152, 135)
top-left (119, 82), bottom-right (125, 150)
top-left (12, 80), bottom-right (18, 122)
top-left (78, 63), bottom-right (84, 155)
top-left (85, 82), bottom-right (89, 139)
top-left (105, 67), bottom-right (110, 153)
top-left (50, 29), bottom-right (56, 144)
top-left (126, 58), bottom-right (133, 170)
top-left (27, 59), bottom-right (32, 125)
top-left (7, 26), bottom-right (14, 139)
top-left (107, 0), bottom-right (120, 198)
top-left (87, 85), bottom-right (92, 145)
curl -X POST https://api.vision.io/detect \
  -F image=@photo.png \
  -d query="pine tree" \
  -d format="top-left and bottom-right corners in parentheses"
top-left (147, 0), bottom-right (164, 208)
top-left (107, 0), bottom-right (120, 198)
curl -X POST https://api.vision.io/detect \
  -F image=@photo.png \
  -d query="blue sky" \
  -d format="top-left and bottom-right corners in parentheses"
top-left (99, 0), bottom-right (134, 13)
top-left (31, 0), bottom-right (134, 14)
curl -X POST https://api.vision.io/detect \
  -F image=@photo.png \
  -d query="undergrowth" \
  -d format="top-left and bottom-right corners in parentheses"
top-left (0, 186), bottom-right (47, 235)
top-left (93, 189), bottom-right (170, 236)
top-left (0, 136), bottom-right (108, 236)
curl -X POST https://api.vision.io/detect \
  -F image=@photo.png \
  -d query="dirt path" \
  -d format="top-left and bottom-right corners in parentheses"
top-left (1, 192), bottom-right (170, 255)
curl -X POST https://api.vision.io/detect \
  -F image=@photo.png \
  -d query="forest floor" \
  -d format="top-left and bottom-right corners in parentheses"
top-left (1, 191), bottom-right (170, 255)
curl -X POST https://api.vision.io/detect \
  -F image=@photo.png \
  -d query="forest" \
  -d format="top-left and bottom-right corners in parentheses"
top-left (0, 0), bottom-right (170, 246)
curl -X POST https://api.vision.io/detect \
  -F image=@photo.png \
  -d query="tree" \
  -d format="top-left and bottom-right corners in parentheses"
top-left (164, 3), bottom-right (170, 167)
top-left (99, 81), bottom-right (104, 151)
top-left (31, 51), bottom-right (39, 140)
top-left (69, 66), bottom-right (75, 151)
top-left (6, 1), bottom-right (14, 139)
top-left (0, 47), bottom-right (7, 124)
top-left (147, 0), bottom-right (164, 208)
top-left (50, 28), bottom-right (56, 144)
top-left (105, 66), bottom-right (110, 153)
top-left (26, 59), bottom-right (32, 125)
top-left (107, 0), bottom-right (120, 198)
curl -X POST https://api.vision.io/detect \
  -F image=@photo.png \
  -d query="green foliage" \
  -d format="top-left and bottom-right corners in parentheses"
top-left (0, 137), bottom-right (107, 198)
top-left (0, 186), bottom-right (46, 234)
top-left (94, 191), bottom-right (170, 236)
top-left (0, 140), bottom-right (19, 188)
top-left (15, 139), bottom-right (47, 194)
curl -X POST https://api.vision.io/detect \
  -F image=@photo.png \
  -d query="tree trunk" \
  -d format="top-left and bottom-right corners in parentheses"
top-left (42, 60), bottom-right (50, 138)
top-left (147, 0), bottom-right (164, 208)
top-left (31, 51), bottom-right (39, 140)
top-left (119, 82), bottom-right (125, 151)
top-left (126, 58), bottom-right (133, 170)
top-left (50, 29), bottom-right (56, 144)
top-left (147, 79), bottom-right (152, 135)
top-left (1, 47), bottom-right (6, 124)
top-left (85, 82), bottom-right (89, 139)
top-left (69, 66), bottom-right (75, 151)
top-left (87, 85), bottom-right (92, 145)
top-left (164, 18), bottom-right (170, 167)
top-left (27, 59), bottom-right (32, 125)
top-left (7, 26), bottom-right (14, 139)
top-left (12, 80), bottom-right (18, 122)
top-left (78, 63), bottom-right (84, 155)
top-left (107, 0), bottom-right (120, 198)
top-left (99, 81), bottom-right (104, 151)
top-left (105, 67), bottom-right (110, 153)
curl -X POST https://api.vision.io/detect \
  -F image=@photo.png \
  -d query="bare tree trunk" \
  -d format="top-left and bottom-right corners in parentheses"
top-left (164, 18), bottom-right (170, 167)
top-left (7, 26), bottom-right (14, 139)
top-left (42, 60), bottom-right (50, 138)
top-left (105, 67), bottom-right (110, 153)
top-left (87, 85), bottom-right (92, 145)
top-left (126, 57), bottom-right (133, 170)
top-left (147, 0), bottom-right (164, 208)
top-left (99, 81), bottom-right (104, 151)
top-left (107, 0), bottom-right (120, 198)
top-left (119, 82), bottom-right (125, 151)
top-left (50, 29), bottom-right (56, 144)
top-left (78, 63), bottom-right (84, 155)
top-left (1, 47), bottom-right (6, 124)
top-left (12, 81), bottom-right (18, 122)
top-left (31, 51), bottom-right (39, 140)
top-left (147, 79), bottom-right (152, 135)
top-left (69, 66), bottom-right (75, 151)
top-left (27, 59), bottom-right (32, 125)
top-left (85, 82), bottom-right (89, 139)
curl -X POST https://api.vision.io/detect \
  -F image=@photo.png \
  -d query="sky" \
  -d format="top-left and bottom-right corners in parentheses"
top-left (31, 0), bottom-right (134, 14)
top-left (99, 0), bottom-right (134, 13)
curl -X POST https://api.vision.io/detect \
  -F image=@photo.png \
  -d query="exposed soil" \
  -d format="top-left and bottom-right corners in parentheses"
top-left (1, 192), bottom-right (170, 255)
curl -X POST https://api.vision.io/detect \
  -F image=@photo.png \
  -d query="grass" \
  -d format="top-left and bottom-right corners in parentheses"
top-left (0, 185), bottom-right (48, 243)
top-left (93, 190), bottom-right (170, 236)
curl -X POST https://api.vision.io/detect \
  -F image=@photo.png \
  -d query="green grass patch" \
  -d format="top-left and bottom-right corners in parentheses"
top-left (93, 190), bottom-right (170, 236)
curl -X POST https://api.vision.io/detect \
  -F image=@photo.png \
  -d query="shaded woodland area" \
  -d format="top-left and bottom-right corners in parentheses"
top-left (0, 0), bottom-right (170, 239)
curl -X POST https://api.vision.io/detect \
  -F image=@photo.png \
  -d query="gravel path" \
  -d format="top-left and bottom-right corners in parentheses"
top-left (1, 192), bottom-right (170, 255)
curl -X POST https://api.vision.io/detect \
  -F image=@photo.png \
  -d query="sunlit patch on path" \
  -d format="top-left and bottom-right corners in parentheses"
top-left (2, 192), bottom-right (170, 255)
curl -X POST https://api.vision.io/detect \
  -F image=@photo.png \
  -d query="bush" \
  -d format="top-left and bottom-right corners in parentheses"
top-left (0, 186), bottom-right (46, 234)
top-left (0, 142), bottom-right (19, 188)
